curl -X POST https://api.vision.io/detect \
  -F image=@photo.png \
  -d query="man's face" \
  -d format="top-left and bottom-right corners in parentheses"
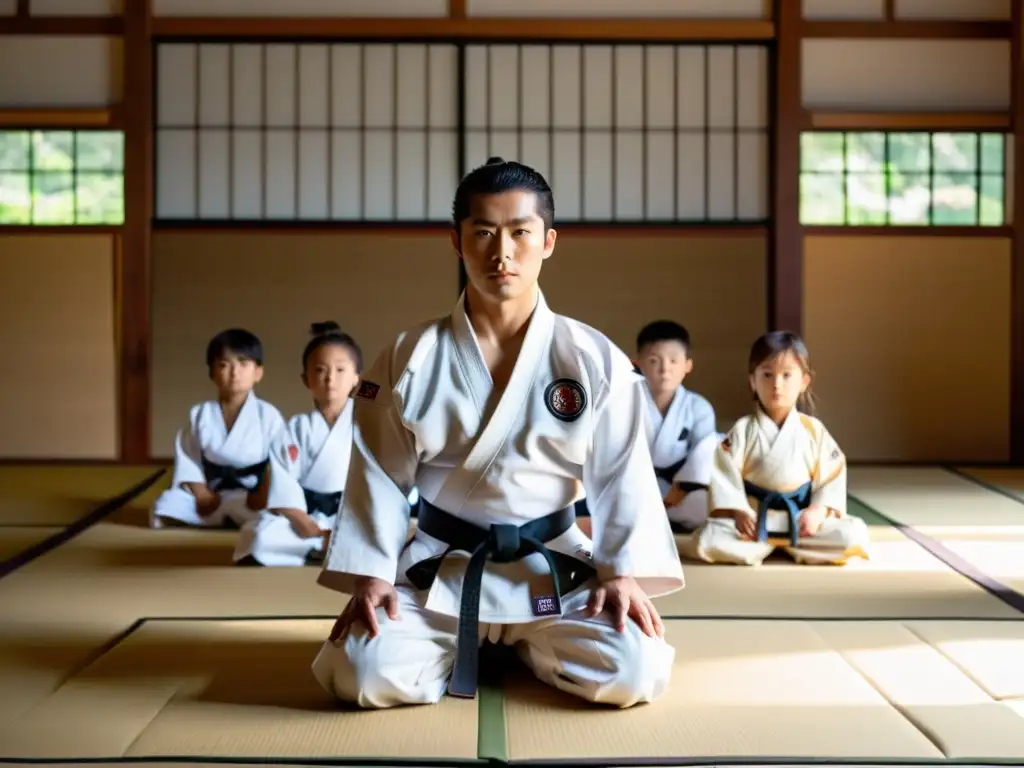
top-left (451, 190), bottom-right (556, 303)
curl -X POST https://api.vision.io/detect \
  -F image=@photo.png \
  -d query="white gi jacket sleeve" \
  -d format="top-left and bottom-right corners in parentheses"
top-left (810, 423), bottom-right (847, 516)
top-left (318, 346), bottom-right (421, 595)
top-left (583, 361), bottom-right (685, 598)
top-left (171, 407), bottom-right (205, 489)
top-left (708, 421), bottom-right (757, 519)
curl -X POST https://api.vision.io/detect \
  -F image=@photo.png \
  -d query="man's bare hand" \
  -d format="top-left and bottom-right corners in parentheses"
top-left (663, 484), bottom-right (687, 509)
top-left (328, 576), bottom-right (400, 642)
top-left (586, 575), bottom-right (664, 638)
top-left (799, 505), bottom-right (827, 538)
top-left (185, 483), bottom-right (220, 517)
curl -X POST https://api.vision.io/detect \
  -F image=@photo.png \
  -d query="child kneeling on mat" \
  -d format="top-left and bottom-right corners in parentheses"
top-left (690, 331), bottom-right (870, 566)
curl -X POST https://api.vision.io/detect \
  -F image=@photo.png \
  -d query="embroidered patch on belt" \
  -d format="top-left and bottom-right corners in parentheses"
top-left (287, 444), bottom-right (299, 462)
top-left (545, 378), bottom-right (587, 422)
top-left (532, 595), bottom-right (559, 617)
top-left (355, 380), bottom-right (380, 401)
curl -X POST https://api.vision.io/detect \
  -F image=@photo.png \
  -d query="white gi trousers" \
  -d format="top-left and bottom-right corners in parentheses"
top-left (312, 582), bottom-right (674, 709)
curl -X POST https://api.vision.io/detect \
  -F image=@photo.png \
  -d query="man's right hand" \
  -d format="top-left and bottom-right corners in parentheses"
top-left (282, 509), bottom-right (324, 539)
top-left (328, 576), bottom-right (400, 642)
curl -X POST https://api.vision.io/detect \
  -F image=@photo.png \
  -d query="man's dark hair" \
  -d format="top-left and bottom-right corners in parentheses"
top-left (637, 320), bottom-right (692, 354)
top-left (451, 157), bottom-right (555, 233)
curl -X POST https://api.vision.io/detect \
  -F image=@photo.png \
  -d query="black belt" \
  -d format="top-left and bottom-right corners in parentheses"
top-left (201, 456), bottom-right (268, 493)
top-left (654, 456), bottom-right (688, 486)
top-left (744, 480), bottom-right (812, 546)
top-left (405, 500), bottom-right (596, 698)
top-left (303, 488), bottom-right (342, 517)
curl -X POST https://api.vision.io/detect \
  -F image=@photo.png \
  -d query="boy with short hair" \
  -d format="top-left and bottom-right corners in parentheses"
top-left (151, 328), bottom-right (286, 530)
top-left (635, 320), bottom-right (720, 534)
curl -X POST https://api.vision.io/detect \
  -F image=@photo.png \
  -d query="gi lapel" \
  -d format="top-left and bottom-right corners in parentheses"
top-left (432, 290), bottom-right (555, 515)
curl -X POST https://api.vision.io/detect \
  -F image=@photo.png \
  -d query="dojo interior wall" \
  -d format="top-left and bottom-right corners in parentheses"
top-left (0, 0), bottom-right (1019, 465)
top-left (799, 1), bottom-right (1013, 462)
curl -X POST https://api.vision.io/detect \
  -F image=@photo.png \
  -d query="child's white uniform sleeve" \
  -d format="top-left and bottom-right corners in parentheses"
top-left (708, 422), bottom-right (756, 519)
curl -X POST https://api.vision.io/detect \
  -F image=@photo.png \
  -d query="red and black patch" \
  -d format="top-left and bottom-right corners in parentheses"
top-left (721, 436), bottom-right (732, 453)
top-left (355, 380), bottom-right (380, 401)
top-left (545, 379), bottom-right (587, 422)
top-left (287, 444), bottom-right (299, 463)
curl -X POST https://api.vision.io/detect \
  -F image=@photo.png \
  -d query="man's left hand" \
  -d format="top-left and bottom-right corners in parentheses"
top-left (586, 576), bottom-right (664, 639)
top-left (799, 505), bottom-right (827, 537)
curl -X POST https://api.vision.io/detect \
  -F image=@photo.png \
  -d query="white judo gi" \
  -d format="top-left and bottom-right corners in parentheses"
top-left (233, 405), bottom-right (354, 566)
top-left (644, 385), bottom-right (720, 533)
top-left (312, 290), bottom-right (685, 709)
top-left (694, 407), bottom-right (870, 566)
top-left (151, 392), bottom-right (285, 529)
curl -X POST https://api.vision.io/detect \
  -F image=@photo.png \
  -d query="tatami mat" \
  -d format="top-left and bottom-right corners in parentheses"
top-left (502, 618), bottom-right (1024, 762)
top-left (656, 500), bottom-right (1021, 620)
top-left (0, 465), bottom-right (168, 526)
top-left (849, 467), bottom-right (1024, 596)
top-left (0, 618), bottom-right (479, 761)
top-left (957, 466), bottom-right (1024, 504)
top-left (0, 525), bottom-right (62, 562)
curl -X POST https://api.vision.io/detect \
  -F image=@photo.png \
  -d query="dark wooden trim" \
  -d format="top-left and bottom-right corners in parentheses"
top-left (151, 16), bottom-right (774, 41)
top-left (15, 0), bottom-right (28, 18)
top-left (1011, 0), bottom-right (1024, 464)
top-left (0, 15), bottom-right (124, 35)
top-left (0, 107), bottom-right (122, 129)
top-left (151, 223), bottom-right (768, 237)
top-left (0, 225), bottom-right (122, 235)
top-left (448, 0), bottom-right (467, 19)
top-left (802, 20), bottom-right (1011, 39)
top-left (769, 0), bottom-right (802, 335)
top-left (120, 0), bottom-right (153, 464)
top-left (805, 111), bottom-right (1012, 131)
top-left (804, 226), bottom-right (1013, 238)
top-left (883, 0), bottom-right (895, 22)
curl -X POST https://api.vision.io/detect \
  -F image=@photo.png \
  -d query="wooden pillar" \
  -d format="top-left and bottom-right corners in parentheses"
top-left (1012, 0), bottom-right (1024, 463)
top-left (120, 0), bottom-right (154, 463)
top-left (769, 0), bottom-right (803, 334)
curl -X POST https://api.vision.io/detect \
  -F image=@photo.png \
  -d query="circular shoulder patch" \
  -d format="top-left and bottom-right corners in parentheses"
top-left (545, 379), bottom-right (587, 422)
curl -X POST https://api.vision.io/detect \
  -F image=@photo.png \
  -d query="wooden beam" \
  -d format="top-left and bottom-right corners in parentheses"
top-left (1011, 0), bottom-right (1024, 464)
top-left (15, 0), bottom-right (28, 18)
top-left (805, 111), bottom-right (1012, 131)
top-left (769, 0), bottom-right (802, 335)
top-left (448, 0), bottom-right (467, 19)
top-left (0, 15), bottom-right (124, 35)
top-left (0, 107), bottom-right (121, 129)
top-left (152, 16), bottom-right (774, 40)
top-left (883, 0), bottom-right (895, 22)
top-left (120, 0), bottom-right (153, 464)
top-left (802, 20), bottom-right (1011, 39)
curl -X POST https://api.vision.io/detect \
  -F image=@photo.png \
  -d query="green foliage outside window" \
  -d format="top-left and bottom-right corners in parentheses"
top-left (800, 131), bottom-right (1006, 226)
top-left (0, 130), bottom-right (125, 225)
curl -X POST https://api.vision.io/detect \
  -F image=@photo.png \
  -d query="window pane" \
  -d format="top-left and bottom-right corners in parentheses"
top-left (932, 172), bottom-right (978, 225)
top-left (800, 172), bottom-right (845, 224)
top-left (33, 131), bottom-right (74, 172)
top-left (979, 174), bottom-right (1005, 226)
top-left (800, 132), bottom-right (844, 172)
top-left (0, 132), bottom-right (30, 171)
top-left (76, 131), bottom-right (124, 172)
top-left (888, 172), bottom-right (930, 224)
top-left (76, 172), bottom-right (125, 224)
top-left (980, 133), bottom-right (1005, 174)
top-left (933, 133), bottom-right (977, 172)
top-left (0, 172), bottom-right (31, 223)
top-left (846, 173), bottom-right (886, 224)
top-left (845, 132), bottom-right (885, 172)
top-left (888, 132), bottom-right (931, 172)
top-left (32, 171), bottom-right (74, 224)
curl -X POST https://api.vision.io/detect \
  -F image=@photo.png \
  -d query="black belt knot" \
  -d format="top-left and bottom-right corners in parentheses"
top-left (405, 500), bottom-right (595, 699)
